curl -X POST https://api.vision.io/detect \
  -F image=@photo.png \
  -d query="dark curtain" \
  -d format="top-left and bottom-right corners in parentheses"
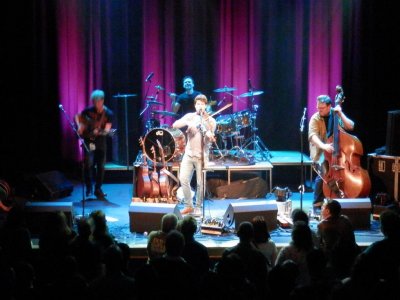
top-left (2, 0), bottom-right (399, 180)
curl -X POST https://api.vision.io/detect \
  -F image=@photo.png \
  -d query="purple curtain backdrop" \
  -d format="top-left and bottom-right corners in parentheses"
top-left (57, 0), bottom-right (103, 161)
top-left (307, 0), bottom-right (343, 117)
top-left (56, 0), bottom-right (346, 162)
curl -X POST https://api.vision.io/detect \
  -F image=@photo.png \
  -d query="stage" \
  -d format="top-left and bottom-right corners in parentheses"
top-left (16, 151), bottom-right (384, 259)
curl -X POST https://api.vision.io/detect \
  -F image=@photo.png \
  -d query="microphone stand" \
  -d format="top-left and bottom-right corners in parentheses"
top-left (59, 105), bottom-right (90, 219)
top-left (198, 111), bottom-right (207, 220)
top-left (299, 108), bottom-right (307, 210)
top-left (140, 75), bottom-right (153, 133)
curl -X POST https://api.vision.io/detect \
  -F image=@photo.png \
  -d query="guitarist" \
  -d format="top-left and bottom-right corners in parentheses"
top-left (308, 93), bottom-right (354, 211)
top-left (75, 89), bottom-right (114, 200)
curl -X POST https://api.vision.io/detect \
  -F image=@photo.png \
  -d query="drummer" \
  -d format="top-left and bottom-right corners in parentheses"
top-left (171, 76), bottom-right (202, 118)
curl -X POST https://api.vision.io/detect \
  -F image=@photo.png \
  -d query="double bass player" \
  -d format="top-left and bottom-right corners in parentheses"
top-left (308, 93), bottom-right (355, 211)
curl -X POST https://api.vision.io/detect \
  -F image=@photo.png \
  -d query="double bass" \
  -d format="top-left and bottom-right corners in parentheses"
top-left (322, 86), bottom-right (371, 199)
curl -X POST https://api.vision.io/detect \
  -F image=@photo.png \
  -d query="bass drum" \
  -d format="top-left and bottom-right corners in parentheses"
top-left (144, 128), bottom-right (186, 162)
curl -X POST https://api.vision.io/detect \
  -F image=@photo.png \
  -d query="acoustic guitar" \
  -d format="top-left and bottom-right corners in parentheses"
top-left (136, 137), bottom-right (152, 198)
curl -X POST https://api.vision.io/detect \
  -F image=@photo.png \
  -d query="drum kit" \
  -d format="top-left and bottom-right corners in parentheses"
top-left (116, 82), bottom-right (271, 165)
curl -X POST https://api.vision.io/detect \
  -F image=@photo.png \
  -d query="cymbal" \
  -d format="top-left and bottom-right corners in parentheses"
top-left (152, 110), bottom-right (178, 117)
top-left (239, 90), bottom-right (264, 97)
top-left (113, 93), bottom-right (137, 98)
top-left (147, 100), bottom-right (164, 106)
top-left (213, 86), bottom-right (237, 93)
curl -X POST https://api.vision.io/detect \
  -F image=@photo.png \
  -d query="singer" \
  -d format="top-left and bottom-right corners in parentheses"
top-left (172, 94), bottom-right (216, 215)
top-left (75, 90), bottom-right (114, 200)
top-left (308, 94), bottom-right (354, 211)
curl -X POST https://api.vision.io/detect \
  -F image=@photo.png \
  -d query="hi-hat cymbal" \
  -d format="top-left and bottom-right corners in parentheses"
top-left (113, 93), bottom-right (137, 98)
top-left (147, 100), bottom-right (164, 106)
top-left (239, 90), bottom-right (264, 97)
top-left (152, 110), bottom-right (178, 117)
top-left (213, 86), bottom-right (237, 93)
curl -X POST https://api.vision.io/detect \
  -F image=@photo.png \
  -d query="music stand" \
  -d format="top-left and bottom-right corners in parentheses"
top-left (113, 93), bottom-right (137, 170)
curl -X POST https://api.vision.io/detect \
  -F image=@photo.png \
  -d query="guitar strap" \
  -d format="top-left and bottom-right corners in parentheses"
top-left (162, 168), bottom-right (179, 184)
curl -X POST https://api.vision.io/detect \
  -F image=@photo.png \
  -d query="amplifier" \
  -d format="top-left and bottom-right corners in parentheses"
top-left (368, 153), bottom-right (399, 202)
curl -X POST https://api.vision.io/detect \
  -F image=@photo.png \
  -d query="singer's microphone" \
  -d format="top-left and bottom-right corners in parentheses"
top-left (59, 104), bottom-right (65, 111)
top-left (303, 107), bottom-right (307, 114)
top-left (145, 72), bottom-right (154, 82)
top-left (336, 85), bottom-right (343, 93)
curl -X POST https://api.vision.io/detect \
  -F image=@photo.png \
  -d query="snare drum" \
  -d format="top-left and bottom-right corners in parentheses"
top-left (144, 127), bottom-right (186, 162)
top-left (233, 110), bottom-right (251, 129)
top-left (216, 114), bottom-right (236, 136)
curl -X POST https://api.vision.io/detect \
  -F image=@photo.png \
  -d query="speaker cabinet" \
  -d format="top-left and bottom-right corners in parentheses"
top-left (333, 198), bottom-right (372, 230)
top-left (34, 171), bottom-right (74, 200)
top-left (24, 202), bottom-right (74, 236)
top-left (368, 154), bottom-right (399, 202)
top-left (129, 202), bottom-right (182, 233)
top-left (223, 200), bottom-right (278, 231)
top-left (386, 110), bottom-right (400, 156)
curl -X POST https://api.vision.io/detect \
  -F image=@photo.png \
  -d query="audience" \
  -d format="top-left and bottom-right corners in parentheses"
top-left (1, 197), bottom-right (398, 299)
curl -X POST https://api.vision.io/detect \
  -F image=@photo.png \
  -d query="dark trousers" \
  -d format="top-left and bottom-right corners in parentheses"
top-left (313, 175), bottom-right (325, 205)
top-left (83, 148), bottom-right (106, 191)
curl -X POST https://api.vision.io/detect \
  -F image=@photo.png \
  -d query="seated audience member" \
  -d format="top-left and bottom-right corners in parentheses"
top-left (362, 210), bottom-right (400, 283)
top-left (251, 215), bottom-right (278, 268)
top-left (178, 215), bottom-right (210, 280)
top-left (291, 208), bottom-right (319, 247)
top-left (150, 230), bottom-right (195, 297)
top-left (68, 218), bottom-right (102, 282)
top-left (147, 213), bottom-right (178, 261)
top-left (317, 199), bottom-right (360, 279)
top-left (89, 244), bottom-right (135, 299)
top-left (276, 221), bottom-right (314, 286)
top-left (222, 221), bottom-right (269, 298)
top-left (88, 210), bottom-right (116, 253)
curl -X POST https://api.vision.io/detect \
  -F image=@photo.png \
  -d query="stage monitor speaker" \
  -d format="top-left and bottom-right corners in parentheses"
top-left (24, 202), bottom-right (74, 236)
top-left (34, 171), bottom-right (74, 200)
top-left (386, 110), bottom-right (400, 156)
top-left (223, 200), bottom-right (278, 231)
top-left (129, 202), bottom-right (182, 233)
top-left (333, 198), bottom-right (372, 230)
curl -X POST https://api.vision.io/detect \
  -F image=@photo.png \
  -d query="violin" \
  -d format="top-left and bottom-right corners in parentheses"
top-left (136, 138), bottom-right (152, 198)
top-left (322, 85), bottom-right (371, 199)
